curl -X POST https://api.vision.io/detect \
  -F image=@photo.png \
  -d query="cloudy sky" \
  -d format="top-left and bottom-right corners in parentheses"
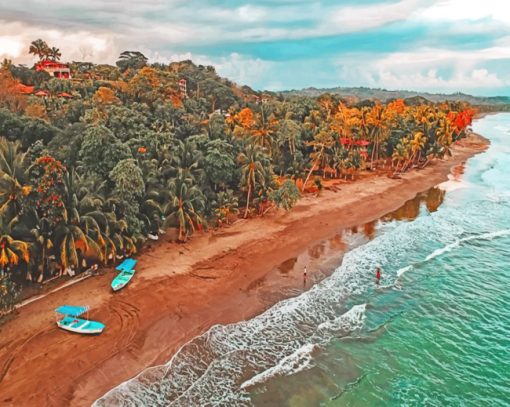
top-left (1, 0), bottom-right (509, 95)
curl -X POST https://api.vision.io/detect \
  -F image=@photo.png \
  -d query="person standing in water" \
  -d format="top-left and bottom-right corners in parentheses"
top-left (303, 266), bottom-right (308, 279)
top-left (375, 267), bottom-right (381, 284)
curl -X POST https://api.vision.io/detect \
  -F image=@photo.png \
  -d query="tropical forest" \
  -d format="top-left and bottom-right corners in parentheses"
top-left (0, 39), bottom-right (475, 312)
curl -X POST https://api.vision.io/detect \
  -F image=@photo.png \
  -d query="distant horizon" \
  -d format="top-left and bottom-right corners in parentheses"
top-left (6, 58), bottom-right (510, 98)
top-left (6, 55), bottom-right (510, 99)
top-left (279, 85), bottom-right (510, 98)
top-left (1, 1), bottom-right (509, 96)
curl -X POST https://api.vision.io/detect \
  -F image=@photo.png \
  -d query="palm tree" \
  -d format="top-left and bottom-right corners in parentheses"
top-left (238, 142), bottom-right (266, 218)
top-left (409, 132), bottom-right (427, 165)
top-left (40, 170), bottom-right (104, 274)
top-left (302, 128), bottom-right (334, 192)
top-left (28, 39), bottom-right (50, 61)
top-left (164, 170), bottom-right (205, 241)
top-left (23, 210), bottom-right (53, 282)
top-left (48, 47), bottom-right (61, 61)
top-left (171, 139), bottom-right (204, 182)
top-left (366, 103), bottom-right (389, 169)
top-left (52, 220), bottom-right (103, 273)
top-left (212, 190), bottom-right (238, 225)
top-left (0, 234), bottom-right (29, 273)
top-left (0, 216), bottom-right (30, 274)
top-left (401, 132), bottom-right (426, 172)
top-left (0, 139), bottom-right (29, 221)
top-left (435, 116), bottom-right (455, 158)
top-left (391, 140), bottom-right (409, 173)
top-left (140, 189), bottom-right (164, 235)
top-left (109, 217), bottom-right (137, 258)
top-left (277, 118), bottom-right (301, 159)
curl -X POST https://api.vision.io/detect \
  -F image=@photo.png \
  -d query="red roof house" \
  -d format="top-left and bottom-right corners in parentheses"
top-left (36, 60), bottom-right (71, 79)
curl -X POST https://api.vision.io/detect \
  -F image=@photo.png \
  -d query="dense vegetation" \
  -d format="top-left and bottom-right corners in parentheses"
top-left (0, 40), bottom-right (475, 312)
top-left (283, 86), bottom-right (510, 108)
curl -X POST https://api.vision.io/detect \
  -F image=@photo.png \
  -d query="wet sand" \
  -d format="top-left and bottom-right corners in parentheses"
top-left (0, 133), bottom-right (488, 407)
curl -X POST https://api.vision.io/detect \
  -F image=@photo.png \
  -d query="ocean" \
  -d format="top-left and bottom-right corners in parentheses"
top-left (94, 113), bottom-right (510, 406)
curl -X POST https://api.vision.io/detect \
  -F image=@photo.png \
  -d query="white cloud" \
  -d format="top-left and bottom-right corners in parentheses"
top-left (0, 0), bottom-right (438, 57)
top-left (214, 52), bottom-right (273, 87)
top-left (419, 0), bottom-right (510, 24)
top-left (337, 47), bottom-right (510, 92)
top-left (0, 36), bottom-right (24, 58)
top-left (0, 20), bottom-right (120, 64)
top-left (145, 50), bottom-right (273, 89)
top-left (330, 0), bottom-right (426, 32)
top-left (1, 0), bottom-right (509, 94)
top-left (373, 68), bottom-right (504, 90)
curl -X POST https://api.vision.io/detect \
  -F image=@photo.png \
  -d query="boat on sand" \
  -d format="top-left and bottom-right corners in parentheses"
top-left (55, 305), bottom-right (105, 334)
top-left (112, 258), bottom-right (137, 291)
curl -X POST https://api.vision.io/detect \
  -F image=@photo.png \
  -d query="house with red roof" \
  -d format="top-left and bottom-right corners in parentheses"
top-left (36, 60), bottom-right (71, 79)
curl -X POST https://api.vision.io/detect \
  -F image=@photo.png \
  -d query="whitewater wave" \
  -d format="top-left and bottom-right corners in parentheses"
top-left (317, 304), bottom-right (366, 333)
top-left (425, 229), bottom-right (510, 262)
top-left (394, 229), bottom-right (510, 283)
top-left (94, 198), bottom-right (510, 406)
top-left (396, 265), bottom-right (413, 277)
top-left (94, 220), bottom-right (407, 406)
top-left (240, 343), bottom-right (316, 390)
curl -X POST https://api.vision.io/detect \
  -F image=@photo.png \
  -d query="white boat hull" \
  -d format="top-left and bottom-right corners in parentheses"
top-left (57, 317), bottom-right (105, 334)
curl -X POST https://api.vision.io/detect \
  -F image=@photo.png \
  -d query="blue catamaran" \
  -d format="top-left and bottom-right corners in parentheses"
top-left (55, 305), bottom-right (105, 334)
top-left (112, 258), bottom-right (137, 291)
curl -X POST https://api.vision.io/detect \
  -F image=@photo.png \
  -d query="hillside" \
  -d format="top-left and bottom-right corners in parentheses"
top-left (280, 86), bottom-right (510, 107)
top-left (0, 42), bottom-right (476, 312)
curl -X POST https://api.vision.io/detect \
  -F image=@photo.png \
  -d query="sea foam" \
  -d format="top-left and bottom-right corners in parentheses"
top-left (94, 198), bottom-right (510, 406)
top-left (425, 229), bottom-right (510, 262)
top-left (240, 343), bottom-right (316, 389)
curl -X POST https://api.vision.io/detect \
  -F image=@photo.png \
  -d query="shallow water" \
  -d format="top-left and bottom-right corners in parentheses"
top-left (94, 114), bottom-right (510, 407)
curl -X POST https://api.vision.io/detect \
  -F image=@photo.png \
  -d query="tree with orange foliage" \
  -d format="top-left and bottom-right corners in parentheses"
top-left (447, 108), bottom-right (475, 137)
top-left (365, 102), bottom-right (390, 169)
top-left (236, 107), bottom-right (256, 130)
top-left (93, 86), bottom-right (120, 105)
top-left (0, 67), bottom-right (26, 113)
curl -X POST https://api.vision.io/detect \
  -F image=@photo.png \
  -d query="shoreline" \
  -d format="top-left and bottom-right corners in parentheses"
top-left (0, 132), bottom-right (488, 407)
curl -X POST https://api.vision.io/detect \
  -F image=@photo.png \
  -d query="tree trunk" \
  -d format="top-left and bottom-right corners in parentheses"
top-left (370, 137), bottom-right (377, 170)
top-left (244, 182), bottom-right (252, 218)
top-left (40, 243), bottom-right (47, 283)
top-left (302, 146), bottom-right (323, 192)
top-left (302, 162), bottom-right (316, 192)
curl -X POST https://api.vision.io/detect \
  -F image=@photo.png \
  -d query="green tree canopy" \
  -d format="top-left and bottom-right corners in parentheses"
top-left (79, 125), bottom-right (131, 178)
top-left (116, 51), bottom-right (148, 72)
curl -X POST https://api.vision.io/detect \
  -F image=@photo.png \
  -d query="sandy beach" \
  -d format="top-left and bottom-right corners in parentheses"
top-left (0, 132), bottom-right (488, 407)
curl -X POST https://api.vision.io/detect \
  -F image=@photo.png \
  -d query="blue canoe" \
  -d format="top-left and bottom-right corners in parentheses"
top-left (55, 305), bottom-right (105, 335)
top-left (116, 258), bottom-right (137, 272)
top-left (111, 269), bottom-right (136, 291)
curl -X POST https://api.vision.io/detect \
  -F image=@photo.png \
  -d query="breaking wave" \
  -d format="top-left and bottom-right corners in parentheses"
top-left (94, 133), bottom-right (510, 406)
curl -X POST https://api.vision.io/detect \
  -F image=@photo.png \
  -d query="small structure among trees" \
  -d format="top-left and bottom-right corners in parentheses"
top-left (29, 38), bottom-right (70, 79)
top-left (35, 60), bottom-right (71, 79)
top-left (178, 78), bottom-right (187, 98)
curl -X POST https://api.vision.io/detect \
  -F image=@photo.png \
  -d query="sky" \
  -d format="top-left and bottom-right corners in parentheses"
top-left (1, 0), bottom-right (510, 95)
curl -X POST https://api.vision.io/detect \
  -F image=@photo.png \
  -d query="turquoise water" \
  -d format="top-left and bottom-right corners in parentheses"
top-left (95, 114), bottom-right (510, 406)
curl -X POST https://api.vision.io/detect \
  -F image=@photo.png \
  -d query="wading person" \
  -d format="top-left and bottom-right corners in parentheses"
top-left (376, 266), bottom-right (381, 284)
